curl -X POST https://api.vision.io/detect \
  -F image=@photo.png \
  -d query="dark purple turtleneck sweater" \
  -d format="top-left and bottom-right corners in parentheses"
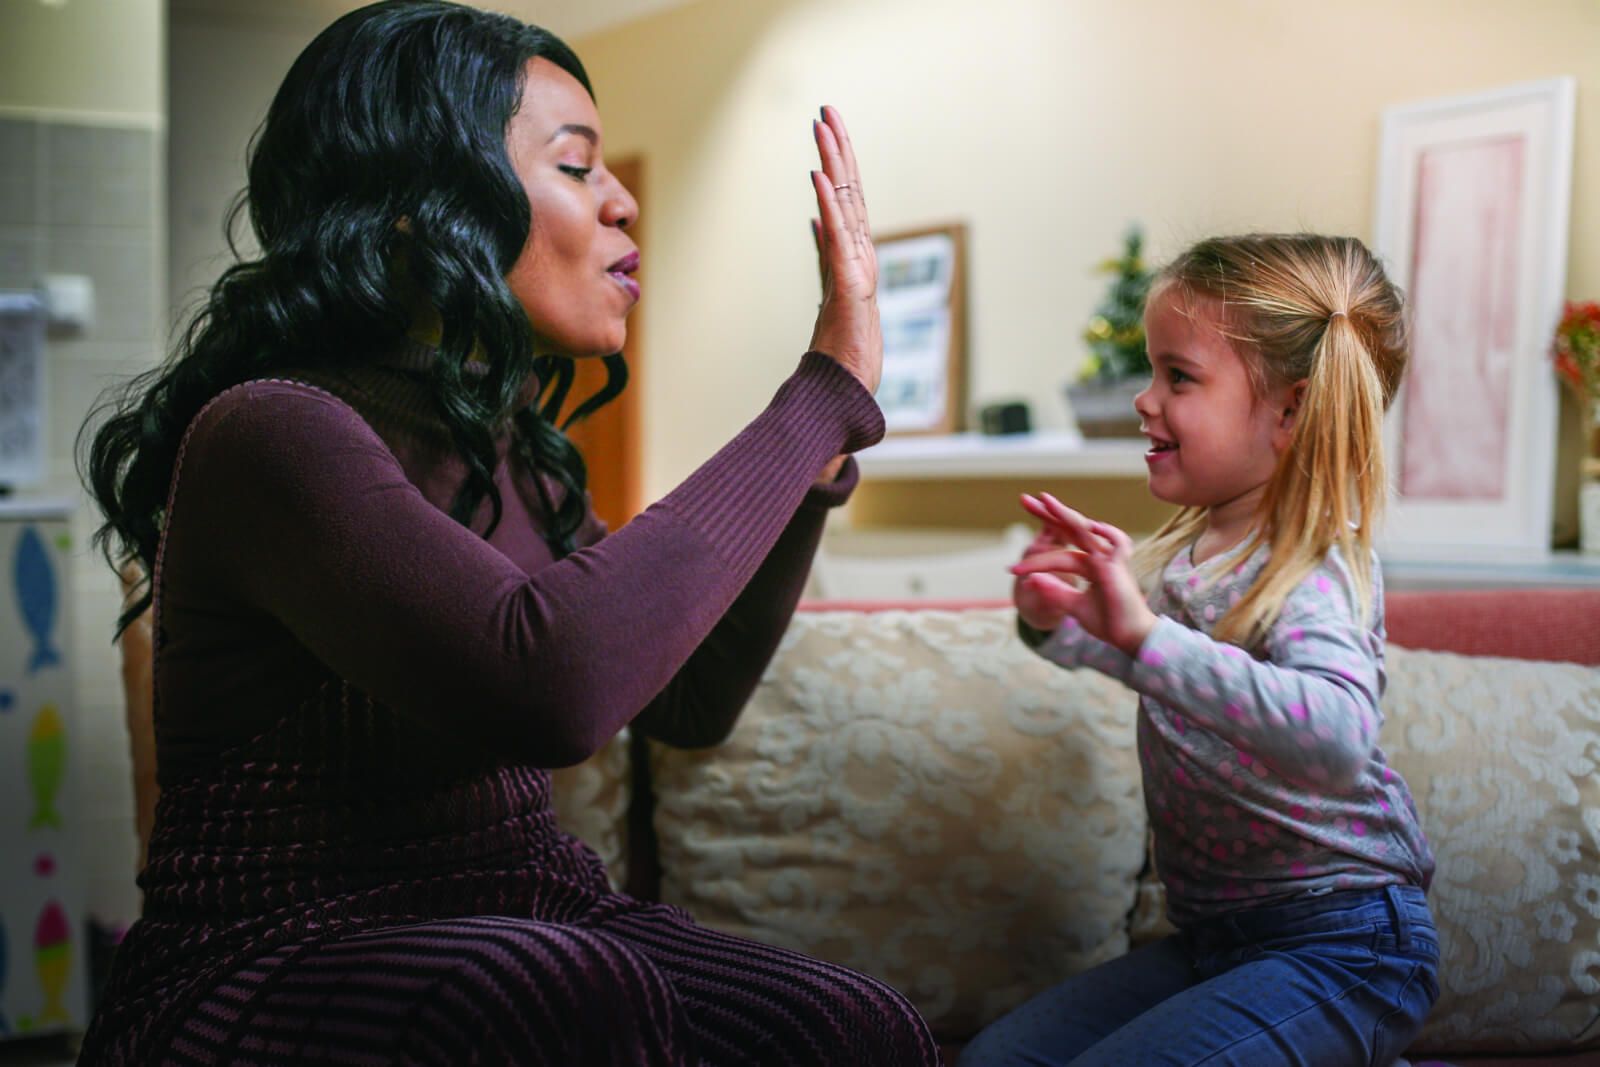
top-left (81, 347), bottom-right (884, 1062)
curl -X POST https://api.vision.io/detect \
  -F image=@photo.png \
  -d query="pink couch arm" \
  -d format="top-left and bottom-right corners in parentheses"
top-left (1386, 589), bottom-right (1600, 665)
top-left (803, 589), bottom-right (1600, 667)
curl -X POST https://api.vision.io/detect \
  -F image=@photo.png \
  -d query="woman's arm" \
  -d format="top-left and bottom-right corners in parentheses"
top-left (628, 461), bottom-right (854, 748)
top-left (169, 358), bottom-right (878, 769)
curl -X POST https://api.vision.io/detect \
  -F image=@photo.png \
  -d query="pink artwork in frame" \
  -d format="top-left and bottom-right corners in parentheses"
top-left (1373, 77), bottom-right (1575, 558)
top-left (1399, 136), bottom-right (1523, 501)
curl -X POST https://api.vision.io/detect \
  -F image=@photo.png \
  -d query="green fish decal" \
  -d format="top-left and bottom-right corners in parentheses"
top-left (27, 705), bottom-right (64, 830)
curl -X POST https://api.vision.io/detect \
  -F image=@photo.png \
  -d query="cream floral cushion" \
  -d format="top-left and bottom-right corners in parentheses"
top-left (648, 608), bottom-right (1146, 1037)
top-left (549, 728), bottom-right (632, 890)
top-left (1380, 647), bottom-right (1600, 1054)
top-left (1131, 645), bottom-right (1600, 1053)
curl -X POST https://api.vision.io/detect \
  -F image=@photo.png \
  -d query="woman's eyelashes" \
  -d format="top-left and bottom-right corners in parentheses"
top-left (558, 164), bottom-right (593, 182)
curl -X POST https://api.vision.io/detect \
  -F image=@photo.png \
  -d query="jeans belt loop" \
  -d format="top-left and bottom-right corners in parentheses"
top-left (1384, 884), bottom-right (1412, 951)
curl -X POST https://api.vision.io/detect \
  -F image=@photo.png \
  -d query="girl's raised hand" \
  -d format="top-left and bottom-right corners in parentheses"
top-left (1010, 494), bottom-right (1096, 632)
top-left (1011, 493), bottom-right (1158, 656)
top-left (807, 106), bottom-right (881, 394)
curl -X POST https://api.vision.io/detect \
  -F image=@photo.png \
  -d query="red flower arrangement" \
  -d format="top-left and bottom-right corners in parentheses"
top-left (1553, 300), bottom-right (1600, 402)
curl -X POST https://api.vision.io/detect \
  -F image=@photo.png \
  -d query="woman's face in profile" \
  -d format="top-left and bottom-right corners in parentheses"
top-left (504, 57), bottom-right (640, 359)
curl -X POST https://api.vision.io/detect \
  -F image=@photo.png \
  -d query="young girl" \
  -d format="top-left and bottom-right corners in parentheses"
top-left (962, 234), bottom-right (1438, 1066)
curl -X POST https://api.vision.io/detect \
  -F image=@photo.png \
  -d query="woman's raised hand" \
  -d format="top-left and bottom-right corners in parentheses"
top-left (808, 106), bottom-right (881, 395)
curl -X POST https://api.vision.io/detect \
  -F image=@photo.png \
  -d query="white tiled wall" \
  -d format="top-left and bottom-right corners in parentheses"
top-left (1, 115), bottom-right (163, 931)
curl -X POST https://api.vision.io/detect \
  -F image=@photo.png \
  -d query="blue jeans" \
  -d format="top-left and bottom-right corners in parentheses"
top-left (959, 885), bottom-right (1439, 1067)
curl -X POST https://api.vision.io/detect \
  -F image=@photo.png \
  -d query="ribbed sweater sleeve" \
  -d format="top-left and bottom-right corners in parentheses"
top-left (165, 352), bottom-right (882, 768)
top-left (631, 458), bottom-right (856, 748)
top-left (659, 351), bottom-right (881, 578)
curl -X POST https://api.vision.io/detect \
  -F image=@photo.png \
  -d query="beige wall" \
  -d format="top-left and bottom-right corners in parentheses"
top-left (0, 0), bottom-right (164, 121)
top-left (572, 0), bottom-right (1599, 520)
top-left (168, 14), bottom-right (325, 309)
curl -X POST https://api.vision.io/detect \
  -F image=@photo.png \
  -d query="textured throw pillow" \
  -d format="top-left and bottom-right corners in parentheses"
top-left (548, 727), bottom-right (632, 890)
top-left (1380, 647), bottom-right (1600, 1054)
top-left (648, 608), bottom-right (1146, 1038)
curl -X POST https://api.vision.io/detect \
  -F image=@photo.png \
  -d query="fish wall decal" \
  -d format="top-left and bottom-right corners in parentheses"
top-left (27, 705), bottom-right (65, 831)
top-left (14, 526), bottom-right (61, 674)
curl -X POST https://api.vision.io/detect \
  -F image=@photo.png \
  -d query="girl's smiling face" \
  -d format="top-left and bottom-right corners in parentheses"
top-left (1135, 285), bottom-right (1300, 521)
top-left (503, 58), bottom-right (640, 359)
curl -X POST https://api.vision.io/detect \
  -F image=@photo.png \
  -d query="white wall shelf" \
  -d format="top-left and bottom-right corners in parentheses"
top-left (856, 432), bottom-right (1148, 480)
top-left (1382, 550), bottom-right (1600, 590)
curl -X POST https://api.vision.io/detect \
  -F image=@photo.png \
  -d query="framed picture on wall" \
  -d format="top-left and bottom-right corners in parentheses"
top-left (0, 291), bottom-right (47, 490)
top-left (1373, 77), bottom-right (1575, 560)
top-left (872, 223), bottom-right (967, 435)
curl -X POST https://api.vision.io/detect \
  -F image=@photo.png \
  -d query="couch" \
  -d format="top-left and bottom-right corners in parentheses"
top-left (122, 587), bottom-right (1600, 1064)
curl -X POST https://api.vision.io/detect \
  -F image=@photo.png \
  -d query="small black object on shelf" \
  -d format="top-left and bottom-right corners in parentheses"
top-left (979, 401), bottom-right (1031, 436)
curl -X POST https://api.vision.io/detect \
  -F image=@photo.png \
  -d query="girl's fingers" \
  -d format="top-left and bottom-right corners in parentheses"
top-left (1090, 520), bottom-right (1134, 559)
top-left (1023, 530), bottom-right (1062, 555)
top-left (1038, 492), bottom-right (1088, 529)
top-left (1021, 493), bottom-right (1079, 530)
top-left (1021, 572), bottom-right (1085, 614)
top-left (1040, 493), bottom-right (1115, 554)
top-left (1026, 493), bottom-right (1105, 553)
top-left (1010, 549), bottom-right (1094, 578)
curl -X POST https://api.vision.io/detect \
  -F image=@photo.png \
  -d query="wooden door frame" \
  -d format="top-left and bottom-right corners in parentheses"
top-left (611, 155), bottom-right (644, 523)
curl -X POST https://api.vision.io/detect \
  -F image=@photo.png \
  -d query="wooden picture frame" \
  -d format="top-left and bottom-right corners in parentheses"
top-left (1373, 77), bottom-right (1575, 560)
top-left (873, 223), bottom-right (967, 435)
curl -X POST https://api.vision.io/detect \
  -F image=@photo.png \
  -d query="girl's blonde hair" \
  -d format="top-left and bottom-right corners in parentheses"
top-left (1131, 233), bottom-right (1408, 647)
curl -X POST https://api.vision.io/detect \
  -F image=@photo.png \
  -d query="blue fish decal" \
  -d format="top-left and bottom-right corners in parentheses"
top-left (14, 526), bottom-right (60, 673)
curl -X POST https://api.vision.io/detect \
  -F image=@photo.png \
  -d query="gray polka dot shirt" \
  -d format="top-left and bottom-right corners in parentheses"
top-left (1030, 542), bottom-right (1434, 923)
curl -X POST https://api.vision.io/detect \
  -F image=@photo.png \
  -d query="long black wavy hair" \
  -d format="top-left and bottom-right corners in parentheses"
top-left (82, 0), bottom-right (627, 636)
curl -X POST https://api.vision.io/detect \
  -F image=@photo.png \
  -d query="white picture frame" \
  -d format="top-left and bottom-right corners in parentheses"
top-left (0, 291), bottom-right (47, 490)
top-left (1374, 77), bottom-right (1575, 561)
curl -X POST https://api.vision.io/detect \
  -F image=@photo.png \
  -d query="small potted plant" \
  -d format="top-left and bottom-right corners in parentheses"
top-left (1552, 299), bottom-right (1600, 553)
top-left (1065, 225), bottom-right (1153, 438)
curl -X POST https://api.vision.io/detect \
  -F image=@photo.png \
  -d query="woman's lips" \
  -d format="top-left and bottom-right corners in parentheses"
top-left (607, 251), bottom-right (640, 302)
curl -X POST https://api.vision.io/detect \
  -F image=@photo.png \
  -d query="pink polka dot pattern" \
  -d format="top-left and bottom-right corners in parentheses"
top-left (1033, 539), bottom-right (1433, 923)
